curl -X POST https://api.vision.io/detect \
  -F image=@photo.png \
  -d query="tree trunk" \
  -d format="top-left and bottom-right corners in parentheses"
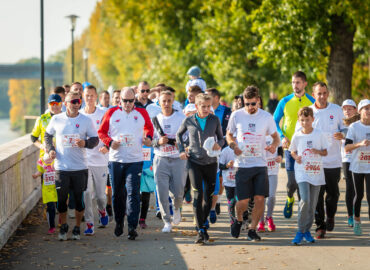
top-left (326, 15), bottom-right (355, 104)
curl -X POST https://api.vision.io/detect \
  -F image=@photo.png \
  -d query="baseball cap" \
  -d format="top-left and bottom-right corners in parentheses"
top-left (48, 94), bottom-right (62, 103)
top-left (357, 99), bottom-right (370, 112)
top-left (341, 99), bottom-right (356, 108)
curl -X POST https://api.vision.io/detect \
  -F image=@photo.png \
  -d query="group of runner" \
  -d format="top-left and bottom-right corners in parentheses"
top-left (30, 67), bottom-right (369, 245)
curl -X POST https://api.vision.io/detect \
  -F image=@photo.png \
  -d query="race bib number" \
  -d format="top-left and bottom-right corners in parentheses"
top-left (240, 133), bottom-right (263, 157)
top-left (43, 171), bottom-right (55, 186)
top-left (62, 134), bottom-right (79, 148)
top-left (142, 148), bottom-right (151, 161)
top-left (358, 151), bottom-right (370, 164)
top-left (159, 145), bottom-right (179, 156)
top-left (303, 159), bottom-right (322, 176)
top-left (119, 134), bottom-right (134, 147)
top-left (267, 157), bottom-right (279, 173)
top-left (226, 169), bottom-right (236, 182)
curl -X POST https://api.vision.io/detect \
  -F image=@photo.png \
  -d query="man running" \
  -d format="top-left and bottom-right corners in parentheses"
top-left (135, 81), bottom-right (153, 108)
top-left (227, 85), bottom-right (280, 241)
top-left (45, 91), bottom-right (99, 241)
top-left (274, 71), bottom-right (315, 218)
top-left (98, 87), bottom-right (154, 240)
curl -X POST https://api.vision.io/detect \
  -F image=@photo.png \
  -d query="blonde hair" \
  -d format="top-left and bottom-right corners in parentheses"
top-left (195, 93), bottom-right (212, 105)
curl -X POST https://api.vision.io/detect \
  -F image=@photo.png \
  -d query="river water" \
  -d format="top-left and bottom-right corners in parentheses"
top-left (0, 118), bottom-right (21, 145)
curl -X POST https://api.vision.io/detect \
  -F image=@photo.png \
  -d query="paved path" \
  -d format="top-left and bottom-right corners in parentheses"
top-left (1, 169), bottom-right (370, 270)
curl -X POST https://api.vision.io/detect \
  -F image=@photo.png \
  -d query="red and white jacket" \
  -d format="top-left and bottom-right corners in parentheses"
top-left (98, 107), bottom-right (154, 163)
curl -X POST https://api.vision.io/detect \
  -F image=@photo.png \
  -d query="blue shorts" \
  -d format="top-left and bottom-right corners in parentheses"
top-left (285, 150), bottom-right (295, 171)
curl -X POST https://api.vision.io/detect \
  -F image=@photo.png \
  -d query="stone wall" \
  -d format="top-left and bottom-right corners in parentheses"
top-left (0, 135), bottom-right (40, 249)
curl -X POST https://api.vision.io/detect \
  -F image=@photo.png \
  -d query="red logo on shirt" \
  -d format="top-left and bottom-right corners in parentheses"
top-left (330, 115), bottom-right (334, 119)
top-left (115, 119), bottom-right (120, 122)
top-left (96, 120), bottom-right (100, 125)
top-left (76, 124), bottom-right (80, 128)
top-left (134, 116), bottom-right (138, 121)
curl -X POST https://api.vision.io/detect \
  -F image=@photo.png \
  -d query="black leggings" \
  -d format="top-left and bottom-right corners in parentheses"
top-left (225, 186), bottom-right (236, 223)
top-left (46, 202), bottom-right (56, 228)
top-left (183, 174), bottom-right (191, 199)
top-left (140, 192), bottom-right (151, 219)
top-left (342, 162), bottom-right (355, 216)
top-left (353, 172), bottom-right (370, 219)
top-left (188, 161), bottom-right (217, 230)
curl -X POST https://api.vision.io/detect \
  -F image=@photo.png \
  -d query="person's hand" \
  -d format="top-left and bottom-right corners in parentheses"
top-left (234, 146), bottom-right (243, 156)
top-left (212, 143), bottom-right (221, 151)
top-left (111, 140), bottom-right (121, 150)
top-left (99, 146), bottom-right (109, 154)
top-left (143, 137), bottom-right (152, 147)
top-left (275, 156), bottom-right (282, 163)
top-left (295, 155), bottom-right (302, 164)
top-left (358, 139), bottom-right (370, 147)
top-left (32, 173), bottom-right (39, 179)
top-left (333, 132), bottom-right (344, 140)
top-left (282, 137), bottom-right (290, 149)
top-left (227, 160), bottom-right (234, 169)
top-left (180, 152), bottom-right (188, 160)
top-left (40, 144), bottom-right (46, 151)
top-left (75, 138), bottom-right (85, 148)
top-left (311, 148), bottom-right (322, 155)
top-left (265, 144), bottom-right (277, 154)
top-left (49, 150), bottom-right (56, 159)
top-left (158, 136), bottom-right (169, 145)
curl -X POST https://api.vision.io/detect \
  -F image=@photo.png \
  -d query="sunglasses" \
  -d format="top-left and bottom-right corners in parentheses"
top-left (49, 102), bottom-right (61, 106)
top-left (69, 99), bottom-right (82, 105)
top-left (140, 89), bottom-right (150, 93)
top-left (121, 99), bottom-right (135, 103)
top-left (245, 102), bottom-right (257, 107)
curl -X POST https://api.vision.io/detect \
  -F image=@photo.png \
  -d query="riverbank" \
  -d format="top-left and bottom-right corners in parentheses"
top-left (0, 118), bottom-right (21, 145)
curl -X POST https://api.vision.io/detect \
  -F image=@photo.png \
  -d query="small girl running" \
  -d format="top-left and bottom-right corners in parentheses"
top-left (32, 153), bottom-right (58, 234)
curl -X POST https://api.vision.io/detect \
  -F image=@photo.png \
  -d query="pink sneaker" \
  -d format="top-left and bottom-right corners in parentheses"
top-left (48, 227), bottom-right (56, 234)
top-left (257, 221), bottom-right (266, 233)
top-left (139, 218), bottom-right (147, 229)
top-left (266, 216), bottom-right (276, 232)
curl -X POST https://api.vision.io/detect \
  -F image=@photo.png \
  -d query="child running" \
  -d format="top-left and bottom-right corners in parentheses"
top-left (289, 107), bottom-right (328, 245)
top-left (344, 99), bottom-right (370, 235)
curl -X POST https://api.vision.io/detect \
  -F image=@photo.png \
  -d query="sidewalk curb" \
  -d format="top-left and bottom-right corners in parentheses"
top-left (0, 186), bottom-right (41, 250)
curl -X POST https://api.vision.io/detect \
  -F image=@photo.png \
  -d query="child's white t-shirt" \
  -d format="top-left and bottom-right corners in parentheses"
top-left (346, 121), bottom-right (370, 173)
top-left (289, 129), bottom-right (329, 186)
top-left (219, 146), bottom-right (236, 187)
top-left (266, 135), bottom-right (279, 176)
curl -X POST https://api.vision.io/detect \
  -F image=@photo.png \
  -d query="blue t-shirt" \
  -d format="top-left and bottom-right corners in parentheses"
top-left (196, 114), bottom-right (208, 131)
top-left (214, 104), bottom-right (226, 125)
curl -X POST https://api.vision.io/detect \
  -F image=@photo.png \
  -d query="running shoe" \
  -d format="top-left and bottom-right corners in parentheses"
top-left (216, 203), bottom-right (221, 215)
top-left (354, 222), bottom-right (362, 236)
top-left (283, 196), bottom-right (294, 219)
top-left (315, 229), bottom-right (326, 239)
top-left (347, 216), bottom-right (354, 227)
top-left (106, 204), bottom-right (113, 222)
top-left (210, 210), bottom-right (217, 224)
top-left (173, 208), bottom-right (181, 225)
top-left (114, 223), bottom-right (124, 237)
top-left (326, 218), bottom-right (335, 232)
top-left (204, 228), bottom-right (210, 242)
top-left (257, 221), bottom-right (266, 233)
top-left (139, 218), bottom-right (147, 229)
top-left (292, 232), bottom-right (304, 245)
top-left (184, 191), bottom-right (192, 204)
top-left (128, 229), bottom-right (138, 240)
top-left (231, 221), bottom-right (242, 238)
top-left (84, 223), bottom-right (94, 236)
top-left (247, 229), bottom-right (261, 241)
top-left (204, 219), bottom-right (210, 229)
top-left (195, 229), bottom-right (206, 244)
top-left (99, 209), bottom-right (109, 227)
top-left (72, 226), bottom-right (81, 240)
top-left (58, 224), bottom-right (68, 241)
top-left (162, 222), bottom-right (172, 233)
top-left (48, 227), bottom-right (56, 234)
top-left (266, 217), bottom-right (276, 232)
top-left (303, 231), bottom-right (315, 243)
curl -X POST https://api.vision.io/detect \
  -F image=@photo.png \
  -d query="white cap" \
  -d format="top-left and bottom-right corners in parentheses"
top-left (341, 99), bottom-right (356, 108)
top-left (358, 99), bottom-right (370, 112)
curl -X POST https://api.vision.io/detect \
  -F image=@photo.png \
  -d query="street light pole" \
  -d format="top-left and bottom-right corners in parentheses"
top-left (83, 48), bottom-right (90, 82)
top-left (40, 0), bottom-right (45, 114)
top-left (66, 15), bottom-right (78, 83)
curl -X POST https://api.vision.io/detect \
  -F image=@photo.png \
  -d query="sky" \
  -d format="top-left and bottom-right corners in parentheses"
top-left (0, 0), bottom-right (99, 64)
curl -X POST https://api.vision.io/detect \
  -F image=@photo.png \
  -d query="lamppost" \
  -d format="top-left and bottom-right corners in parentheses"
top-left (83, 48), bottom-right (90, 82)
top-left (40, 0), bottom-right (45, 114)
top-left (65, 14), bottom-right (79, 82)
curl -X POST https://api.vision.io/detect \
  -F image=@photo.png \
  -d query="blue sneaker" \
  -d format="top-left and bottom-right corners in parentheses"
top-left (210, 210), bottom-right (217, 224)
top-left (84, 223), bottom-right (94, 236)
top-left (348, 216), bottom-right (354, 227)
top-left (354, 222), bottom-right (362, 236)
top-left (303, 231), bottom-right (315, 243)
top-left (292, 232), bottom-right (304, 245)
top-left (99, 209), bottom-right (109, 227)
top-left (204, 219), bottom-right (210, 229)
top-left (284, 197), bottom-right (294, 219)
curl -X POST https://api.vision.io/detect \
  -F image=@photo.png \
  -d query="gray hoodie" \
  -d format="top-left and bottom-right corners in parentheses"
top-left (176, 114), bottom-right (224, 165)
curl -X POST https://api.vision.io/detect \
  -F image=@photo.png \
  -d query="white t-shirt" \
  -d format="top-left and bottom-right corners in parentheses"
top-left (153, 111), bottom-right (185, 158)
top-left (227, 108), bottom-right (277, 168)
top-left (346, 121), bottom-right (370, 173)
top-left (219, 147), bottom-right (236, 187)
top-left (266, 135), bottom-right (279, 175)
top-left (185, 78), bottom-right (207, 92)
top-left (46, 112), bottom-right (97, 171)
top-left (80, 107), bottom-right (109, 167)
top-left (289, 129), bottom-right (329, 186)
top-left (146, 101), bottom-right (183, 119)
top-left (309, 103), bottom-right (345, 168)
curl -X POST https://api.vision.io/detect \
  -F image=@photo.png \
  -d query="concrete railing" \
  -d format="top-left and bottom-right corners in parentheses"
top-left (0, 134), bottom-right (40, 249)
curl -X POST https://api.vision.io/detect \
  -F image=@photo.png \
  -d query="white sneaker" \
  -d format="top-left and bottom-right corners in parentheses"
top-left (173, 208), bottom-right (181, 225)
top-left (162, 222), bottom-right (172, 233)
